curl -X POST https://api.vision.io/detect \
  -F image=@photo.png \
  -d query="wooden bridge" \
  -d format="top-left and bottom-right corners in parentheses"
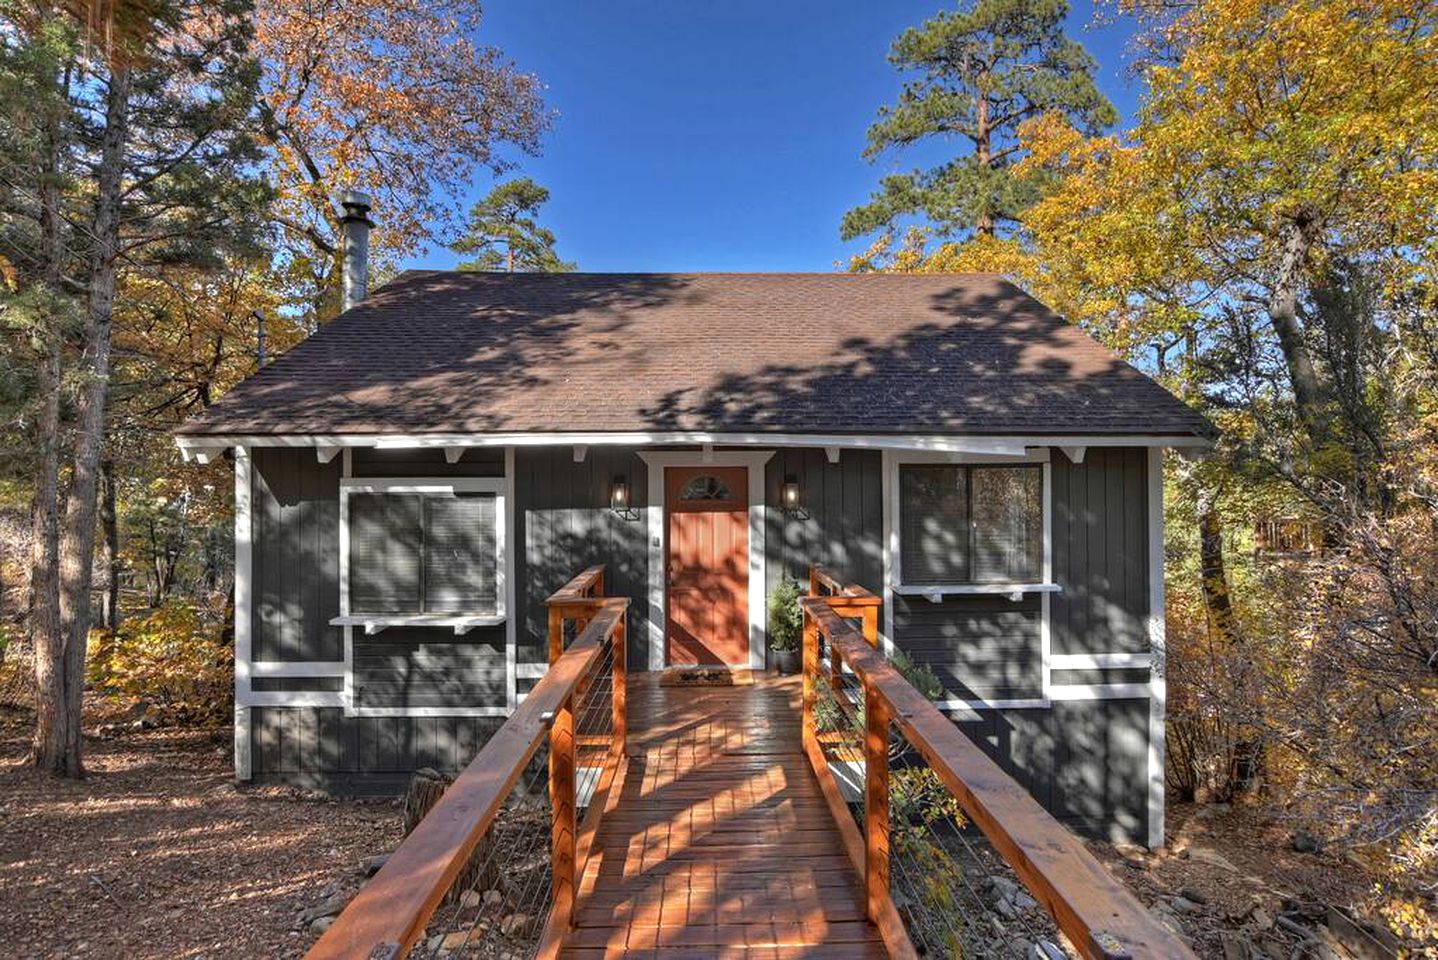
top-left (309, 566), bottom-right (1193, 960)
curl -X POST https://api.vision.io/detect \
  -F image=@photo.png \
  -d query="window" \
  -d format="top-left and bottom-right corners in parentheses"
top-left (899, 464), bottom-right (1042, 584)
top-left (342, 480), bottom-right (504, 617)
top-left (679, 474), bottom-right (734, 501)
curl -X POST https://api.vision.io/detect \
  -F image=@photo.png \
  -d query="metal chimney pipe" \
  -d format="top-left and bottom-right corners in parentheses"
top-left (339, 191), bottom-right (374, 312)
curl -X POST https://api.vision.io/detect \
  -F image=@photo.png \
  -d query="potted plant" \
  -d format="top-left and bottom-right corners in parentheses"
top-left (767, 572), bottom-right (803, 674)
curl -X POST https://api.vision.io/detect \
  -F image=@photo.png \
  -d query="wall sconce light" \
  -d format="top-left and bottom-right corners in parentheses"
top-left (781, 474), bottom-right (802, 514)
top-left (609, 475), bottom-right (639, 520)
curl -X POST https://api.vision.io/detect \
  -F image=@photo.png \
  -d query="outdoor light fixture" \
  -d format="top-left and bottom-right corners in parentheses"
top-left (781, 475), bottom-right (801, 512)
top-left (610, 476), bottom-right (630, 511)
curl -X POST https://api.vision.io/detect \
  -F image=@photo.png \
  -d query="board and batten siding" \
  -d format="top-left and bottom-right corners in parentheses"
top-left (512, 445), bottom-right (650, 672)
top-left (764, 446), bottom-right (1156, 842)
top-left (893, 594), bottom-right (1044, 701)
top-left (351, 628), bottom-right (507, 710)
top-left (239, 442), bottom-right (1158, 842)
top-left (1050, 446), bottom-right (1151, 657)
top-left (764, 448), bottom-right (885, 595)
top-left (249, 707), bottom-right (503, 793)
top-left (951, 697), bottom-right (1151, 840)
top-left (251, 448), bottom-right (343, 663)
top-left (244, 447), bottom-right (509, 785)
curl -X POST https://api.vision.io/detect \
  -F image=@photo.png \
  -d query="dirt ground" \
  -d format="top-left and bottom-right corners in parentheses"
top-left (0, 701), bottom-right (1415, 959)
top-left (0, 704), bottom-right (401, 960)
top-left (1088, 801), bottom-right (1402, 958)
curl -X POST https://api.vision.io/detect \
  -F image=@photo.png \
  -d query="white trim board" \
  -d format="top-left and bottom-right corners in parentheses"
top-left (884, 449), bottom-right (1055, 706)
top-left (637, 450), bottom-right (774, 672)
top-left (179, 430), bottom-right (1211, 459)
top-left (1147, 447), bottom-right (1168, 850)
top-left (233, 446), bottom-right (253, 781)
top-left (337, 476), bottom-right (508, 622)
top-left (336, 474), bottom-right (513, 718)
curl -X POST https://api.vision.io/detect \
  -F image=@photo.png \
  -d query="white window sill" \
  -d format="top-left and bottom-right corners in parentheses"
top-left (330, 613), bottom-right (506, 636)
top-left (892, 583), bottom-right (1061, 603)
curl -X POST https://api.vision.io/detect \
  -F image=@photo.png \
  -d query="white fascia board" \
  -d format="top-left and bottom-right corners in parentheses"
top-left (176, 431), bottom-right (1213, 456)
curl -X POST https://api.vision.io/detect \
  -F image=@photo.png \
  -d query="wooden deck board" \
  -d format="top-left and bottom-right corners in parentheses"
top-left (557, 673), bottom-right (886, 959)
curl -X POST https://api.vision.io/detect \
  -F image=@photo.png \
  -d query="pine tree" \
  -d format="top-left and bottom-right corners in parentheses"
top-left (451, 178), bottom-right (574, 273)
top-left (842, 0), bottom-right (1116, 243)
top-left (0, 0), bottom-right (267, 776)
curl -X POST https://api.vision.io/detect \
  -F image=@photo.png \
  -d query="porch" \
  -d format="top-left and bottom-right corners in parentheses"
top-left (307, 566), bottom-right (1190, 960)
top-left (565, 672), bottom-right (883, 957)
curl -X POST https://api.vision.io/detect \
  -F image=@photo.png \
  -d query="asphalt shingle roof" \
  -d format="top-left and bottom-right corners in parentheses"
top-left (176, 271), bottom-right (1213, 439)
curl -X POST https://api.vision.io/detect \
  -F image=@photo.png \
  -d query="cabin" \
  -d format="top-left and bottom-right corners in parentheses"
top-left (177, 204), bottom-right (1213, 957)
top-left (175, 203), bottom-right (1211, 877)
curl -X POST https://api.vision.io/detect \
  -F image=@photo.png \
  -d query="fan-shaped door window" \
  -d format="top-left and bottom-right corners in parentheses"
top-left (679, 474), bottom-right (734, 502)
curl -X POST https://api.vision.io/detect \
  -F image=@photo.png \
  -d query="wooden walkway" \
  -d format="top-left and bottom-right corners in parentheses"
top-left (559, 673), bottom-right (886, 959)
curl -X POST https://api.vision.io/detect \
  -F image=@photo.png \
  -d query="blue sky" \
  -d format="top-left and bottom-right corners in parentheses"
top-left (411, 1), bottom-right (1143, 274)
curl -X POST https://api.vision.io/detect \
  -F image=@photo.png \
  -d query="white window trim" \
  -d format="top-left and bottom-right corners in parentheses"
top-left (637, 450), bottom-right (774, 672)
top-left (336, 473), bottom-right (513, 719)
top-left (337, 476), bottom-right (508, 624)
top-left (888, 449), bottom-right (1057, 595)
top-left (231, 454), bottom-right (521, 741)
top-left (882, 448), bottom-right (1055, 710)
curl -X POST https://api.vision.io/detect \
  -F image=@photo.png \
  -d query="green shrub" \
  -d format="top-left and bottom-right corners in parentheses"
top-left (767, 571), bottom-right (803, 652)
top-left (890, 647), bottom-right (945, 700)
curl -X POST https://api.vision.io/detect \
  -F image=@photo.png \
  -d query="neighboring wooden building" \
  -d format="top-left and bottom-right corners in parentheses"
top-left (177, 261), bottom-right (1211, 848)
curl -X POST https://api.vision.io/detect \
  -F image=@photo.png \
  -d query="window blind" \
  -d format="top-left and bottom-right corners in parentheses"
top-left (900, 465), bottom-right (969, 585)
top-left (349, 493), bottom-right (423, 614)
top-left (423, 495), bottom-right (497, 612)
top-left (970, 467), bottom-right (1042, 582)
top-left (348, 491), bottom-right (498, 616)
top-left (898, 464), bottom-right (1042, 584)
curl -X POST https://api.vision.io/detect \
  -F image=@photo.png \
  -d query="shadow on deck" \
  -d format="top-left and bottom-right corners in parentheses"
top-left (561, 673), bottom-right (884, 958)
top-left (308, 566), bottom-right (1194, 960)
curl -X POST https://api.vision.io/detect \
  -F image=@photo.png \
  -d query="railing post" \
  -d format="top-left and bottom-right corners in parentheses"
top-left (548, 605), bottom-right (564, 665)
top-left (801, 605), bottom-right (819, 749)
top-left (549, 692), bottom-right (577, 934)
top-left (808, 565), bottom-right (821, 598)
top-left (863, 676), bottom-right (892, 928)
top-left (612, 611), bottom-right (627, 757)
top-left (860, 606), bottom-right (879, 649)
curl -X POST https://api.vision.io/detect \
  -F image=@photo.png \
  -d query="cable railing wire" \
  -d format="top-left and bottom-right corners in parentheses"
top-left (407, 634), bottom-right (617, 960)
top-left (884, 720), bottom-right (1072, 958)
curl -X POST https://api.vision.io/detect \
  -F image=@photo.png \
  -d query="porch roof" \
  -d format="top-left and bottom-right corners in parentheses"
top-left (176, 271), bottom-right (1213, 441)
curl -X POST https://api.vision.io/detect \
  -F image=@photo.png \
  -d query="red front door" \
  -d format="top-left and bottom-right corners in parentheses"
top-left (665, 465), bottom-right (749, 666)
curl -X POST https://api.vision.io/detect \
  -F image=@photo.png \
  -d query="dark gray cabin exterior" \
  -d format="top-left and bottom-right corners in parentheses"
top-left (180, 270), bottom-right (1212, 848)
top-left (239, 441), bottom-right (1159, 842)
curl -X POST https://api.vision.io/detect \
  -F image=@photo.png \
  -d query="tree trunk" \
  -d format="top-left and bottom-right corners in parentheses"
top-left (1196, 485), bottom-right (1241, 648)
top-left (29, 25), bottom-right (71, 773)
top-left (974, 75), bottom-right (993, 238)
top-left (1267, 211), bottom-right (1327, 438)
top-left (38, 63), bottom-right (131, 778)
top-left (1194, 481), bottom-right (1264, 795)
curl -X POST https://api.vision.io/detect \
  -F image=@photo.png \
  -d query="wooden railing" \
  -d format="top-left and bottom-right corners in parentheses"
top-left (801, 566), bottom-right (1195, 960)
top-left (308, 566), bottom-right (627, 960)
